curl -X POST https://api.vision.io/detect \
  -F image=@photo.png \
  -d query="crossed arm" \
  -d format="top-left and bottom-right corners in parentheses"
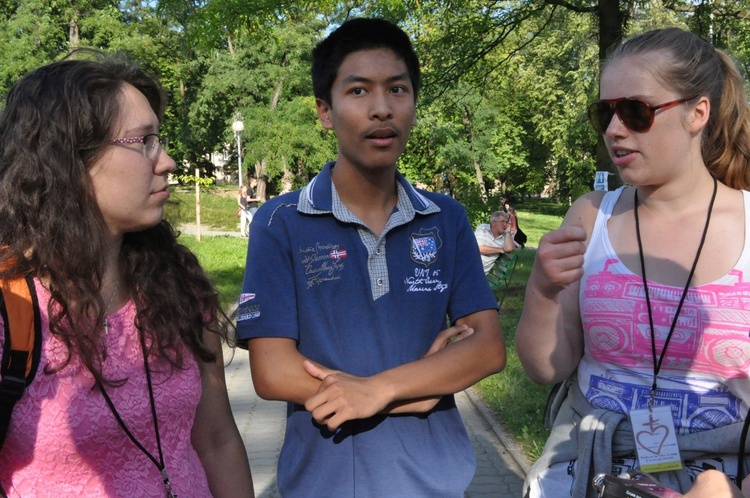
top-left (248, 308), bottom-right (506, 431)
top-left (477, 232), bottom-right (516, 256)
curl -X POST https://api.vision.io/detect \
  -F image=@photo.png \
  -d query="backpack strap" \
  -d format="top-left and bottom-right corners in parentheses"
top-left (0, 275), bottom-right (42, 451)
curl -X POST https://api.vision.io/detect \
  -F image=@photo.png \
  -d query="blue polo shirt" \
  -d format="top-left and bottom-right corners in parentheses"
top-left (237, 162), bottom-right (498, 497)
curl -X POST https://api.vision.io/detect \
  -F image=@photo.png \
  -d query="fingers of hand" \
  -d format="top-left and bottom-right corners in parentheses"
top-left (543, 224), bottom-right (587, 244)
top-left (305, 393), bottom-right (345, 430)
top-left (304, 375), bottom-right (383, 431)
top-left (424, 324), bottom-right (474, 357)
top-left (452, 326), bottom-right (474, 342)
top-left (303, 360), bottom-right (335, 381)
top-left (536, 226), bottom-right (586, 288)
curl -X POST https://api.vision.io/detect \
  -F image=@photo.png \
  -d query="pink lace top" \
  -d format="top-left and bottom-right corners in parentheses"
top-left (0, 280), bottom-right (212, 497)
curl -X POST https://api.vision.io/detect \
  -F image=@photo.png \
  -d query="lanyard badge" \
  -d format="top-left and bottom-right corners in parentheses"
top-left (629, 405), bottom-right (682, 472)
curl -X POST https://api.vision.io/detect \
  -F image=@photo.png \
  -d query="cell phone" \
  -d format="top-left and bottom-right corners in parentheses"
top-left (593, 472), bottom-right (684, 498)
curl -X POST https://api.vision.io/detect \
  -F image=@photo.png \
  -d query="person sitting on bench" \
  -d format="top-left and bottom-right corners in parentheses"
top-left (475, 211), bottom-right (516, 274)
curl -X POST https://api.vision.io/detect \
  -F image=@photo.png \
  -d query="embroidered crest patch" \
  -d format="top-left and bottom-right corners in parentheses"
top-left (410, 228), bottom-right (442, 267)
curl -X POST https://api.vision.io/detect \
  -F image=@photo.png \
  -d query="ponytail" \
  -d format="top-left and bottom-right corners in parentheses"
top-left (702, 49), bottom-right (750, 190)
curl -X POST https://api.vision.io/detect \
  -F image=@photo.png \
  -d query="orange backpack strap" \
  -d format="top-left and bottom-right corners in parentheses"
top-left (0, 275), bottom-right (41, 451)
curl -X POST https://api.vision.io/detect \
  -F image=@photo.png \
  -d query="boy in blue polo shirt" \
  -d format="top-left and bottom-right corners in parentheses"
top-left (236, 17), bottom-right (507, 497)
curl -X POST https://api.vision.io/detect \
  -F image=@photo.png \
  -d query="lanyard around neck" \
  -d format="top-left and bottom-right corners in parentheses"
top-left (634, 175), bottom-right (717, 409)
top-left (98, 333), bottom-right (177, 498)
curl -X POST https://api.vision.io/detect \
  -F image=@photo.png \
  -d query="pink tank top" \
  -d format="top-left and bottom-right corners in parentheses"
top-left (578, 187), bottom-right (750, 435)
top-left (0, 280), bottom-right (211, 497)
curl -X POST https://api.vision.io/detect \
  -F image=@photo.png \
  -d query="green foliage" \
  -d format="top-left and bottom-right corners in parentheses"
top-left (177, 234), bottom-right (248, 309)
top-left (174, 175), bottom-right (216, 186)
top-left (5, 0), bottom-right (750, 204)
top-left (0, 1), bottom-right (68, 93)
top-left (185, 15), bottom-right (334, 192)
top-left (504, 11), bottom-right (600, 201)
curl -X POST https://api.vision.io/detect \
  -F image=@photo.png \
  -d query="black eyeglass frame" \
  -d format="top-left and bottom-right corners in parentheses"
top-left (587, 96), bottom-right (696, 134)
top-left (110, 133), bottom-right (166, 159)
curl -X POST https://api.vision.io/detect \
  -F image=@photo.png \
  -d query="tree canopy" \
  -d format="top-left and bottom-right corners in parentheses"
top-left (0, 0), bottom-right (748, 212)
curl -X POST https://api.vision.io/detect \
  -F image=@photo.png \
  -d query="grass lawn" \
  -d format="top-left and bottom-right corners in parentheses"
top-left (475, 201), bottom-right (564, 459)
top-left (475, 248), bottom-right (552, 461)
top-left (177, 234), bottom-right (248, 309)
top-left (167, 186), bottom-right (240, 232)
top-left (178, 193), bottom-right (566, 462)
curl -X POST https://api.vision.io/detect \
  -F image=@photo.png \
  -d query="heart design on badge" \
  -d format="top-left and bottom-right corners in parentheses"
top-left (636, 424), bottom-right (669, 455)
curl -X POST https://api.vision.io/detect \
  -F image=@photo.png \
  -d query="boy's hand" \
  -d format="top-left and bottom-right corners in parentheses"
top-left (303, 361), bottom-right (389, 431)
top-left (423, 324), bottom-right (474, 357)
top-left (303, 324), bottom-right (477, 429)
top-left (302, 325), bottom-right (474, 431)
top-left (531, 225), bottom-right (587, 299)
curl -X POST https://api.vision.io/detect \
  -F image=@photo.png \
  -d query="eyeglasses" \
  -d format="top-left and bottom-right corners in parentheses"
top-left (110, 134), bottom-right (166, 160)
top-left (587, 97), bottom-right (695, 133)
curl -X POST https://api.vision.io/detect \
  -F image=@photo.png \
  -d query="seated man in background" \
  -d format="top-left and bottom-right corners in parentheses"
top-left (475, 210), bottom-right (516, 274)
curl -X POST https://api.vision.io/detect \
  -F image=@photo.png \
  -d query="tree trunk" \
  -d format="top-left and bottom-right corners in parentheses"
top-left (597, 0), bottom-right (623, 63)
top-left (69, 15), bottom-right (80, 49)
top-left (461, 106), bottom-right (487, 200)
top-left (271, 77), bottom-right (284, 111)
top-left (227, 32), bottom-right (235, 56)
top-left (255, 160), bottom-right (267, 201)
top-left (595, 0), bottom-right (624, 187)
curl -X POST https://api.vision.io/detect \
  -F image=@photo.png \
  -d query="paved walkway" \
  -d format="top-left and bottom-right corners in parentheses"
top-left (179, 223), bottom-right (241, 238)
top-left (224, 346), bottom-right (531, 497)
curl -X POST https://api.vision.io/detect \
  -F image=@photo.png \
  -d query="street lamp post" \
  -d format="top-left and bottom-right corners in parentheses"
top-left (232, 119), bottom-right (244, 187)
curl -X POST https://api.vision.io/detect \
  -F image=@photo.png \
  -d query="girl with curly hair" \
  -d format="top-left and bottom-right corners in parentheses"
top-left (0, 52), bottom-right (253, 497)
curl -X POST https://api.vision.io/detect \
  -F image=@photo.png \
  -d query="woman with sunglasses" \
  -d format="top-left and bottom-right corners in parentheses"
top-left (517, 27), bottom-right (750, 497)
top-left (0, 52), bottom-right (254, 496)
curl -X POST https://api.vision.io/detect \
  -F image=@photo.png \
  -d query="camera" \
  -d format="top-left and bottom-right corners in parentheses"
top-left (593, 471), bottom-right (683, 498)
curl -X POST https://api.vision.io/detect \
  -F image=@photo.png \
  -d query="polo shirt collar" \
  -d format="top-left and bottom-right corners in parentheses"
top-left (298, 162), bottom-right (440, 218)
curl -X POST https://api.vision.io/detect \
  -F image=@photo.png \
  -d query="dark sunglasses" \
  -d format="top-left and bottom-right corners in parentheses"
top-left (587, 96), bottom-right (695, 133)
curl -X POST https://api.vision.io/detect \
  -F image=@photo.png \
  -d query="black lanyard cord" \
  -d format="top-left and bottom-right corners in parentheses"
top-left (97, 332), bottom-right (176, 497)
top-left (634, 175), bottom-right (717, 402)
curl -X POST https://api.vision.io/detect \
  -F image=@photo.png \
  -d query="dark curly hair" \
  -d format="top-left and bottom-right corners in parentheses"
top-left (0, 50), bottom-right (225, 384)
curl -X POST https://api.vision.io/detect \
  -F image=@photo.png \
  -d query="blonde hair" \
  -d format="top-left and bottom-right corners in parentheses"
top-left (607, 28), bottom-right (750, 189)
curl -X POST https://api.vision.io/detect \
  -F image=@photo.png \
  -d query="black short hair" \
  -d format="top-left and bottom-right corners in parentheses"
top-left (311, 18), bottom-right (420, 106)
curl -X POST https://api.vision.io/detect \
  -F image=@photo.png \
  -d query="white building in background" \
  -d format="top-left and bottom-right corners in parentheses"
top-left (208, 148), bottom-right (236, 185)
